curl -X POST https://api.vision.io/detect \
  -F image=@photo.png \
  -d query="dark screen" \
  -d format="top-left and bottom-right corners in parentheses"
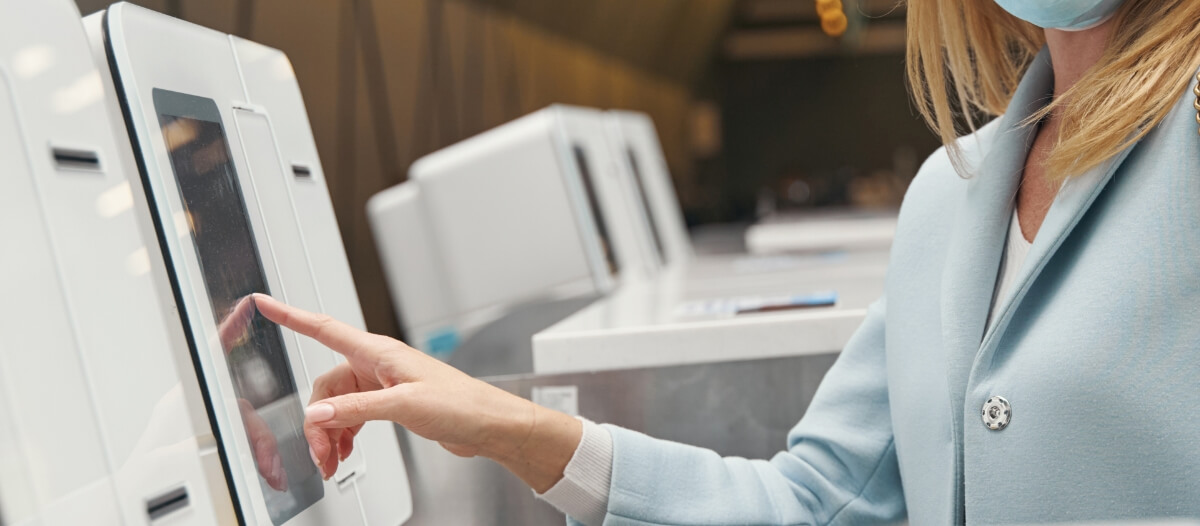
top-left (625, 146), bottom-right (667, 265)
top-left (572, 144), bottom-right (619, 277)
top-left (156, 92), bottom-right (322, 524)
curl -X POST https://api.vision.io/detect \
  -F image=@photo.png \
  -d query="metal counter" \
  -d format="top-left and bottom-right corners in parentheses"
top-left (396, 352), bottom-right (840, 525)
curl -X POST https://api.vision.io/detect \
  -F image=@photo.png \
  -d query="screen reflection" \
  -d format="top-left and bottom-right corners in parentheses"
top-left (155, 89), bottom-right (322, 525)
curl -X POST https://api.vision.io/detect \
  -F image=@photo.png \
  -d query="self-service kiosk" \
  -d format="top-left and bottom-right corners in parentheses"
top-left (0, 1), bottom-right (233, 524)
top-left (84, 3), bottom-right (411, 524)
top-left (603, 110), bottom-right (693, 267)
top-left (368, 105), bottom-right (661, 366)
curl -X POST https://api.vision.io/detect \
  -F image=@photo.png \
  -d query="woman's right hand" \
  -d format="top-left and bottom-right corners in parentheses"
top-left (251, 294), bottom-right (581, 492)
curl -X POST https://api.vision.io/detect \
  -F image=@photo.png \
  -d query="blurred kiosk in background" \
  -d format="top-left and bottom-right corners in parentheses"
top-left (603, 110), bottom-right (693, 268)
top-left (602, 109), bottom-right (892, 285)
top-left (369, 105), bottom-right (662, 376)
top-left (0, 0), bottom-right (234, 524)
top-left (535, 114), bottom-right (891, 372)
top-left (85, 3), bottom-right (411, 524)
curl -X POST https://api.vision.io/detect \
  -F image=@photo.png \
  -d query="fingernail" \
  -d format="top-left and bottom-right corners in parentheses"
top-left (306, 403), bottom-right (334, 423)
top-left (310, 446), bottom-right (321, 467)
top-left (271, 455), bottom-right (284, 483)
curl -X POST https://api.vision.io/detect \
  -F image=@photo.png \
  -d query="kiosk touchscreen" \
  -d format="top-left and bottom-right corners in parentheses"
top-left (369, 105), bottom-right (652, 359)
top-left (88, 3), bottom-right (411, 524)
top-left (1, 0), bottom-right (232, 524)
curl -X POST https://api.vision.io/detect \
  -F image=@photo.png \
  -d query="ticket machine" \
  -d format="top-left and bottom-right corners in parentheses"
top-left (0, 0), bottom-right (233, 524)
top-left (369, 105), bottom-right (661, 363)
top-left (603, 110), bottom-right (693, 267)
top-left (86, 3), bottom-right (411, 524)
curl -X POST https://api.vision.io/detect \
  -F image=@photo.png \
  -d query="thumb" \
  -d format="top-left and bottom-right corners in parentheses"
top-left (305, 388), bottom-right (403, 429)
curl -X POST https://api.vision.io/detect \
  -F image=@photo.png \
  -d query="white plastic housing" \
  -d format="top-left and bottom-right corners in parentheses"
top-left (91, 3), bottom-right (410, 524)
top-left (557, 106), bottom-right (663, 279)
top-left (0, 1), bottom-right (233, 525)
top-left (604, 110), bottom-right (694, 266)
top-left (370, 105), bottom-right (656, 354)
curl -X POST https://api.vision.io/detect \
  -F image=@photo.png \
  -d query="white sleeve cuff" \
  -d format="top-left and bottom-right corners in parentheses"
top-left (536, 417), bottom-right (613, 526)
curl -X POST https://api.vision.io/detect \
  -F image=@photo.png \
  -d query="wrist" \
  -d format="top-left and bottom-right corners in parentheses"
top-left (486, 396), bottom-right (582, 493)
top-left (476, 389), bottom-right (538, 461)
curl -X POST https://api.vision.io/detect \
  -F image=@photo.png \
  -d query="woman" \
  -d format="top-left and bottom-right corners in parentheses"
top-left (255, 0), bottom-right (1200, 523)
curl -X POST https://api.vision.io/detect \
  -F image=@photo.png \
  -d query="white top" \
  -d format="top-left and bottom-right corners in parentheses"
top-left (539, 210), bottom-right (1033, 525)
top-left (988, 208), bottom-right (1034, 328)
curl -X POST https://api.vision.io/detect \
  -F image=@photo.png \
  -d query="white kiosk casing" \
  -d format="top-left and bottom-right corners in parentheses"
top-left (558, 106), bottom-right (663, 279)
top-left (88, 3), bottom-right (411, 524)
top-left (0, 0), bottom-right (234, 524)
top-left (603, 110), bottom-right (694, 267)
top-left (368, 105), bottom-right (661, 356)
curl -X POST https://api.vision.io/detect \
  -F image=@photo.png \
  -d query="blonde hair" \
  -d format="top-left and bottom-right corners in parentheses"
top-left (906, 0), bottom-right (1200, 179)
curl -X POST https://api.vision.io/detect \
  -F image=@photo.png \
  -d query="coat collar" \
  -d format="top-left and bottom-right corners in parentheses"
top-left (940, 45), bottom-right (1141, 417)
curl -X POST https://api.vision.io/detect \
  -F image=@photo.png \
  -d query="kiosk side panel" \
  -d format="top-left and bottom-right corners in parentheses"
top-left (0, 71), bottom-right (122, 524)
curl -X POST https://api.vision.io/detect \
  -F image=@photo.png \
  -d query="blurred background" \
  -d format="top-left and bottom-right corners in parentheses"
top-left (74, 0), bottom-right (939, 339)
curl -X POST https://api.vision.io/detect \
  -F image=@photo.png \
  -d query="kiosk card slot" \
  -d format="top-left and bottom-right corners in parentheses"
top-left (50, 146), bottom-right (101, 170)
top-left (145, 486), bottom-right (189, 521)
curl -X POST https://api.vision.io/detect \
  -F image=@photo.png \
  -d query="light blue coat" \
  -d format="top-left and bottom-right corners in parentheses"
top-left (590, 50), bottom-right (1200, 525)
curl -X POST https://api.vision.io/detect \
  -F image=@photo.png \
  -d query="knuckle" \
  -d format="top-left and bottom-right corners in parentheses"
top-left (311, 314), bottom-right (335, 335)
top-left (313, 371), bottom-right (334, 388)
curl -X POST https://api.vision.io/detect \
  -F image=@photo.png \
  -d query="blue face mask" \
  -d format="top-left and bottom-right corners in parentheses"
top-left (993, 0), bottom-right (1125, 30)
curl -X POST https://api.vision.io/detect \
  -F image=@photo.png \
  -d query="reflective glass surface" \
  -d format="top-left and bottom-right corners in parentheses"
top-left (155, 89), bottom-right (322, 525)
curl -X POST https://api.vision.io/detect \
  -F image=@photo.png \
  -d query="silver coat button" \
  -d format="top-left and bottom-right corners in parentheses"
top-left (982, 396), bottom-right (1011, 431)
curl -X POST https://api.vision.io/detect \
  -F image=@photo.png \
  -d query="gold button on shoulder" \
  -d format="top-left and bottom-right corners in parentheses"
top-left (1194, 71), bottom-right (1200, 135)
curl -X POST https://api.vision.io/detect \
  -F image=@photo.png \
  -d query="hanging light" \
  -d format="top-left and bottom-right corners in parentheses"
top-left (815, 0), bottom-right (848, 37)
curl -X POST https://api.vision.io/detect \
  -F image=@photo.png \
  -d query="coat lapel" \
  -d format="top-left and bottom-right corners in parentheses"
top-left (940, 48), bottom-right (1053, 421)
top-left (974, 110), bottom-right (1138, 362)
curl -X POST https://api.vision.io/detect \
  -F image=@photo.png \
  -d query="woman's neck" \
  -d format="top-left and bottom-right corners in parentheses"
top-left (1015, 20), bottom-right (1119, 244)
top-left (1044, 21), bottom-right (1117, 99)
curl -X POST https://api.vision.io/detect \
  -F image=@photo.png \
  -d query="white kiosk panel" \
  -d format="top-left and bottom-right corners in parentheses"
top-left (95, 3), bottom-right (410, 524)
top-left (558, 106), bottom-right (663, 279)
top-left (229, 37), bottom-right (412, 524)
top-left (605, 110), bottom-right (694, 266)
top-left (369, 105), bottom-right (677, 355)
top-left (2, 0), bottom-right (234, 524)
top-left (229, 37), bottom-right (367, 336)
top-left (0, 73), bottom-right (118, 525)
top-left (368, 183), bottom-right (458, 352)
top-left (372, 106), bottom-right (619, 354)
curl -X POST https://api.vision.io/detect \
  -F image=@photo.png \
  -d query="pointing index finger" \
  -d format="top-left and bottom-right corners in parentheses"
top-left (252, 294), bottom-right (375, 360)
